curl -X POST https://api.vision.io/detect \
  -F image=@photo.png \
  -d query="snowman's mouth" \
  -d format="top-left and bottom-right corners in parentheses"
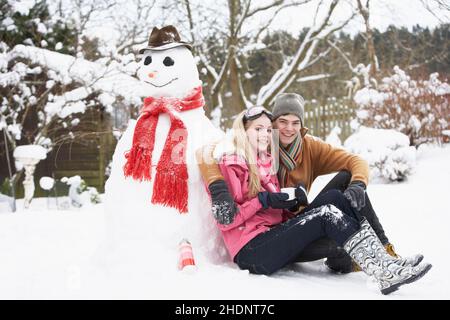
top-left (145, 78), bottom-right (179, 87)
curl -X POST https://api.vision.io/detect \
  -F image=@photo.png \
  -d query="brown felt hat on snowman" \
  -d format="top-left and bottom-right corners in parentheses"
top-left (139, 25), bottom-right (192, 53)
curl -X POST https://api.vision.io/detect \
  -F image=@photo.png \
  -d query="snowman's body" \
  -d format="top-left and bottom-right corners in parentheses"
top-left (104, 45), bottom-right (227, 269)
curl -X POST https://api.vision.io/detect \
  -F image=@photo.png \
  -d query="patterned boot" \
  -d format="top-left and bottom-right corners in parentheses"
top-left (385, 242), bottom-right (424, 267)
top-left (344, 219), bottom-right (432, 295)
top-left (352, 242), bottom-right (424, 272)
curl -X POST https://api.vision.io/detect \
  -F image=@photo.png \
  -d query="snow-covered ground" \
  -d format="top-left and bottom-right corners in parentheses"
top-left (1, 144), bottom-right (449, 300)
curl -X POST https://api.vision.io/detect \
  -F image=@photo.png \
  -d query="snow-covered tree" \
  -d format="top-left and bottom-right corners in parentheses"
top-left (0, 0), bottom-right (77, 150)
top-left (1, 42), bottom-right (147, 149)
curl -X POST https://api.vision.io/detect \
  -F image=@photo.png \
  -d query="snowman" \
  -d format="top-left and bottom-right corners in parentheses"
top-left (104, 26), bottom-right (227, 271)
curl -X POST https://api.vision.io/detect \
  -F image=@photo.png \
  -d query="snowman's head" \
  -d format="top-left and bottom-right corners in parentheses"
top-left (137, 47), bottom-right (200, 98)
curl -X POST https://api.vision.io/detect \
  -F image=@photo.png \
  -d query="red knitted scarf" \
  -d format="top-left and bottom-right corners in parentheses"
top-left (123, 86), bottom-right (204, 213)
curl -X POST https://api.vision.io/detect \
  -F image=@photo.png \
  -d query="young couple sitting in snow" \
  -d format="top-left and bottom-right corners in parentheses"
top-left (115, 25), bottom-right (431, 296)
top-left (197, 94), bottom-right (431, 295)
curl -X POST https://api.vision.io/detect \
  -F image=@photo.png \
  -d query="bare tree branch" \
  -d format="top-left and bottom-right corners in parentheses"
top-left (296, 73), bottom-right (332, 82)
top-left (252, 1), bottom-right (312, 43)
top-left (327, 39), bottom-right (354, 71)
top-left (114, 0), bottom-right (158, 55)
top-left (246, 0), bottom-right (283, 17)
top-left (211, 47), bottom-right (233, 95)
top-left (356, 0), bottom-right (378, 78)
top-left (257, 0), bottom-right (351, 106)
top-left (419, 0), bottom-right (450, 23)
top-left (302, 46), bottom-right (333, 70)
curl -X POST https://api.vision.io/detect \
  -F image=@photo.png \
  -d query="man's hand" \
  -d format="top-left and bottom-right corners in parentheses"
top-left (208, 180), bottom-right (237, 225)
top-left (258, 191), bottom-right (298, 210)
top-left (343, 180), bottom-right (366, 211)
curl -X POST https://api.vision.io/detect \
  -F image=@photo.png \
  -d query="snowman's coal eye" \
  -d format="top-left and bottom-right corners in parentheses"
top-left (144, 56), bottom-right (152, 65)
top-left (163, 56), bottom-right (175, 66)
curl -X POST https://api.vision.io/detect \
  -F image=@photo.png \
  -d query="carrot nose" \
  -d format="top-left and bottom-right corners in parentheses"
top-left (148, 72), bottom-right (157, 78)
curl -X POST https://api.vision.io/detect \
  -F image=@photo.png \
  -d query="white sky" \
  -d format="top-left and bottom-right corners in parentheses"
top-left (268, 0), bottom-right (449, 37)
top-left (42, 0), bottom-right (449, 48)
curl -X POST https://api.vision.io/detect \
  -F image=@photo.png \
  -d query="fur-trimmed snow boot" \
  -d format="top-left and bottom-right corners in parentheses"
top-left (327, 235), bottom-right (424, 274)
top-left (326, 248), bottom-right (423, 274)
top-left (344, 219), bottom-right (432, 295)
top-left (351, 244), bottom-right (424, 272)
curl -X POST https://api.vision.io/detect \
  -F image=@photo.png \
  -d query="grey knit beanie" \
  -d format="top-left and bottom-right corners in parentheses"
top-left (272, 93), bottom-right (305, 125)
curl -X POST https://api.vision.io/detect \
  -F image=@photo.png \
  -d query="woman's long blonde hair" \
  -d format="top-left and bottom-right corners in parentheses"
top-left (230, 111), bottom-right (274, 198)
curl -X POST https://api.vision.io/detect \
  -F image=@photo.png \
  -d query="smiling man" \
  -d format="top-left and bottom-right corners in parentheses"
top-left (198, 92), bottom-right (407, 273)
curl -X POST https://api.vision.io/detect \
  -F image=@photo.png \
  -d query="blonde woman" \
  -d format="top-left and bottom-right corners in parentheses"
top-left (213, 106), bottom-right (431, 295)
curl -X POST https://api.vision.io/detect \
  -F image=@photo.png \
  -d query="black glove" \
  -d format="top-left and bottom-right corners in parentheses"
top-left (258, 191), bottom-right (298, 210)
top-left (208, 180), bottom-right (238, 225)
top-left (343, 180), bottom-right (366, 211)
top-left (288, 183), bottom-right (309, 213)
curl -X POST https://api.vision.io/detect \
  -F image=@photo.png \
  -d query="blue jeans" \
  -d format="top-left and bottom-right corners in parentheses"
top-left (307, 171), bottom-right (388, 244)
top-left (293, 171), bottom-right (389, 269)
top-left (234, 190), bottom-right (360, 275)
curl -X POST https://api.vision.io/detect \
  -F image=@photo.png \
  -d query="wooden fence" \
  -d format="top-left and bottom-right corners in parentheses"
top-left (303, 100), bottom-right (356, 141)
top-left (5, 109), bottom-right (116, 198)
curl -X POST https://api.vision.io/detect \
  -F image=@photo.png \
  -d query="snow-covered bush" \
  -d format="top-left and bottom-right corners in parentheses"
top-left (344, 127), bottom-right (416, 182)
top-left (354, 66), bottom-right (450, 147)
top-left (325, 126), bottom-right (342, 147)
top-left (61, 175), bottom-right (101, 207)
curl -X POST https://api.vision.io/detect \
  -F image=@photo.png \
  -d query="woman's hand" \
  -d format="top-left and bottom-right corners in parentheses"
top-left (208, 180), bottom-right (238, 225)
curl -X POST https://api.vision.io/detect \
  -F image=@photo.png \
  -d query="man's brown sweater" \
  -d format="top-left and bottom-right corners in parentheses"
top-left (282, 134), bottom-right (369, 192)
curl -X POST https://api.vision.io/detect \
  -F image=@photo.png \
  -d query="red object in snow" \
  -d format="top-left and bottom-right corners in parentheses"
top-left (178, 239), bottom-right (196, 270)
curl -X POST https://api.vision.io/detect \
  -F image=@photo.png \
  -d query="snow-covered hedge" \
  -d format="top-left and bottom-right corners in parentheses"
top-left (344, 127), bottom-right (416, 182)
top-left (354, 66), bottom-right (450, 147)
